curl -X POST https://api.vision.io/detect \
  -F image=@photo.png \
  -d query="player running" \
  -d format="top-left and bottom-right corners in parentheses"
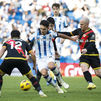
top-left (58, 17), bottom-right (101, 90)
top-left (29, 20), bottom-right (76, 93)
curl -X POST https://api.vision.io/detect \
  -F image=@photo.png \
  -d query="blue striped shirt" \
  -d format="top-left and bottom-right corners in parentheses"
top-left (31, 29), bottom-right (57, 59)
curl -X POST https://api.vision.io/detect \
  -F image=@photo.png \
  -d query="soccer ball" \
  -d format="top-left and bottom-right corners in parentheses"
top-left (20, 80), bottom-right (31, 91)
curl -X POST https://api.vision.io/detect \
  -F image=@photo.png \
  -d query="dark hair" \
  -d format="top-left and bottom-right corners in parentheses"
top-left (47, 17), bottom-right (55, 25)
top-left (40, 20), bottom-right (49, 28)
top-left (52, 3), bottom-right (60, 8)
top-left (11, 30), bottom-right (20, 38)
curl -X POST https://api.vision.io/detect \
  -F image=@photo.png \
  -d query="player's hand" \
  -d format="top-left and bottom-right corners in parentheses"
top-left (71, 35), bottom-right (79, 42)
top-left (81, 49), bottom-right (87, 54)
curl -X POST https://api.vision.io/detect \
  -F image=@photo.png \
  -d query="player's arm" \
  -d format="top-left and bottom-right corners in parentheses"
top-left (57, 28), bottom-right (80, 36)
top-left (26, 42), bottom-right (36, 71)
top-left (52, 38), bottom-right (60, 59)
top-left (57, 28), bottom-right (80, 41)
top-left (57, 33), bottom-right (77, 42)
top-left (0, 46), bottom-right (6, 58)
top-left (29, 50), bottom-right (36, 70)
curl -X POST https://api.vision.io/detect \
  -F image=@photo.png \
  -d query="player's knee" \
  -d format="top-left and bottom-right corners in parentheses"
top-left (26, 72), bottom-right (33, 79)
top-left (95, 70), bottom-right (101, 78)
top-left (41, 69), bottom-right (48, 76)
top-left (48, 62), bottom-right (55, 69)
top-left (80, 64), bottom-right (89, 72)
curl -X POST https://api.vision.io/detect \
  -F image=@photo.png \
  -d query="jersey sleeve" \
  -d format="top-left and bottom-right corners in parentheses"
top-left (71, 28), bottom-right (80, 36)
top-left (50, 31), bottom-right (57, 38)
top-left (57, 28), bottom-right (80, 36)
top-left (28, 32), bottom-right (36, 49)
top-left (50, 31), bottom-right (57, 51)
top-left (25, 42), bottom-right (32, 54)
top-left (2, 42), bottom-right (7, 48)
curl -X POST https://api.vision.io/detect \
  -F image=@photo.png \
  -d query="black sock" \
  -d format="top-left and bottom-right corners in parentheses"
top-left (0, 75), bottom-right (3, 90)
top-left (83, 71), bottom-right (93, 83)
top-left (29, 77), bottom-right (41, 92)
top-left (37, 70), bottom-right (42, 82)
top-left (56, 78), bottom-right (62, 87)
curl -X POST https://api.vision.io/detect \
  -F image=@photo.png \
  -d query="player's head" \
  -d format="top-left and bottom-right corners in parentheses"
top-left (79, 17), bottom-right (89, 31)
top-left (47, 17), bottom-right (55, 30)
top-left (52, 3), bottom-right (60, 16)
top-left (40, 20), bottom-right (49, 35)
top-left (11, 30), bottom-right (20, 38)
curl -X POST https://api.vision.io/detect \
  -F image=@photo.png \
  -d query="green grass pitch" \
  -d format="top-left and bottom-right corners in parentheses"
top-left (1, 76), bottom-right (101, 101)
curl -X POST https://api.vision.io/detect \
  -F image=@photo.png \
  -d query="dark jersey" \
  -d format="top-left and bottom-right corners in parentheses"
top-left (58, 28), bottom-right (99, 56)
top-left (3, 39), bottom-right (32, 60)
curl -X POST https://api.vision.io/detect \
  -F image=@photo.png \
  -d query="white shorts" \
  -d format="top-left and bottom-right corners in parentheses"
top-left (36, 56), bottom-right (55, 72)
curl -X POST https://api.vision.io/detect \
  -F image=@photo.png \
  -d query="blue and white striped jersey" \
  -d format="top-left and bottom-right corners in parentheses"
top-left (52, 14), bottom-right (68, 32)
top-left (52, 14), bottom-right (68, 54)
top-left (31, 29), bottom-right (57, 59)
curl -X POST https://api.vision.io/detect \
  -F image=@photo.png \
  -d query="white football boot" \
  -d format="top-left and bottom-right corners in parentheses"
top-left (60, 80), bottom-right (69, 89)
top-left (39, 90), bottom-right (47, 97)
top-left (55, 85), bottom-right (64, 93)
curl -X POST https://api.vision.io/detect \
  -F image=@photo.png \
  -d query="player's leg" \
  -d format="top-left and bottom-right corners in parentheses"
top-left (40, 68), bottom-right (64, 93)
top-left (46, 70), bottom-right (54, 86)
top-left (0, 70), bottom-right (5, 96)
top-left (37, 58), bottom-right (57, 87)
top-left (26, 71), bottom-right (47, 97)
top-left (0, 60), bottom-right (13, 96)
top-left (36, 69), bottom-right (42, 82)
top-left (80, 62), bottom-right (96, 90)
top-left (40, 68), bottom-right (55, 86)
top-left (94, 68), bottom-right (101, 78)
top-left (48, 61), bottom-right (69, 90)
top-left (18, 60), bottom-right (47, 97)
top-left (55, 59), bottom-right (62, 87)
top-left (91, 56), bottom-right (101, 79)
top-left (80, 56), bottom-right (96, 90)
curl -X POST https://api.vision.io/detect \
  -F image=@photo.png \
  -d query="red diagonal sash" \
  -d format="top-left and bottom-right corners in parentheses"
top-left (80, 30), bottom-right (93, 51)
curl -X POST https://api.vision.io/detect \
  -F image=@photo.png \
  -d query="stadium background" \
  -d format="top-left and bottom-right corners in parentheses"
top-left (0, 0), bottom-right (101, 77)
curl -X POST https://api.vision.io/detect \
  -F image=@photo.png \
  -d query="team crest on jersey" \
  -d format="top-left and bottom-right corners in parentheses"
top-left (83, 34), bottom-right (86, 37)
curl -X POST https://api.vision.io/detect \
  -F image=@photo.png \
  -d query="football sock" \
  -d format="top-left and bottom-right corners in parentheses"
top-left (0, 75), bottom-right (3, 90)
top-left (83, 71), bottom-right (93, 83)
top-left (36, 70), bottom-right (42, 82)
top-left (49, 70), bottom-right (55, 78)
top-left (44, 75), bottom-right (56, 87)
top-left (50, 67), bottom-right (62, 83)
top-left (56, 78), bottom-right (62, 87)
top-left (29, 77), bottom-right (41, 92)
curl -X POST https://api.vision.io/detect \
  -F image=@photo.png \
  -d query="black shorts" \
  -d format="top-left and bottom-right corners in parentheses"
top-left (80, 55), bottom-right (101, 69)
top-left (0, 59), bottom-right (31, 75)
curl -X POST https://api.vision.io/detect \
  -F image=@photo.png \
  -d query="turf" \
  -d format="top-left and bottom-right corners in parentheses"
top-left (0, 76), bottom-right (101, 101)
